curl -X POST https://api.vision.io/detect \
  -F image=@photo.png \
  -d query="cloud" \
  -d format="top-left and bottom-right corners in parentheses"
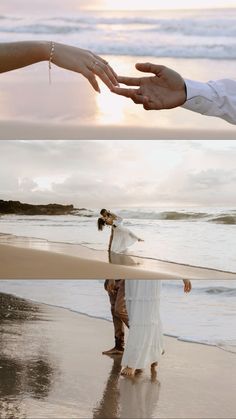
top-left (0, 140), bottom-right (235, 208)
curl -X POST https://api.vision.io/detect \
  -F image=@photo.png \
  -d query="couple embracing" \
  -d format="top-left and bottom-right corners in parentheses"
top-left (103, 279), bottom-right (191, 378)
top-left (97, 209), bottom-right (143, 254)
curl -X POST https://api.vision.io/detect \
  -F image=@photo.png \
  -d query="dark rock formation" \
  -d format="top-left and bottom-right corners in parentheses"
top-left (0, 200), bottom-right (74, 215)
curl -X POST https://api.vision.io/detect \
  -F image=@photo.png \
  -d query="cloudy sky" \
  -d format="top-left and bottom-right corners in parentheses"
top-left (2, 0), bottom-right (235, 14)
top-left (0, 140), bottom-right (235, 209)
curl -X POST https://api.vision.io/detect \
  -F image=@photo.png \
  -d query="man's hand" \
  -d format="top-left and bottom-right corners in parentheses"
top-left (112, 63), bottom-right (186, 110)
top-left (183, 280), bottom-right (192, 293)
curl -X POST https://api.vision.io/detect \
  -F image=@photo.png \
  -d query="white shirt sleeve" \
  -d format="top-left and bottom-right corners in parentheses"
top-left (113, 215), bottom-right (123, 227)
top-left (182, 79), bottom-right (236, 125)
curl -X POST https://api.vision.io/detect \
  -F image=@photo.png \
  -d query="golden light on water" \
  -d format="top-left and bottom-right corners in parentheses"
top-left (97, 0), bottom-right (232, 10)
top-left (95, 87), bottom-right (126, 125)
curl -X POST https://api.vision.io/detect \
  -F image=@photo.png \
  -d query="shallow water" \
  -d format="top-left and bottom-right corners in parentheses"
top-left (1, 208), bottom-right (235, 271)
top-left (0, 280), bottom-right (235, 352)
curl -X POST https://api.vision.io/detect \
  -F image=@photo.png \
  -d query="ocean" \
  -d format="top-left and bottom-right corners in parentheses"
top-left (0, 207), bottom-right (235, 272)
top-left (0, 279), bottom-right (235, 353)
top-left (0, 8), bottom-right (236, 60)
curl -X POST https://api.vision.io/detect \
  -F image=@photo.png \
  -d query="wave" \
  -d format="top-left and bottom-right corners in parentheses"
top-left (117, 209), bottom-right (236, 223)
top-left (203, 287), bottom-right (236, 296)
top-left (2, 15), bottom-right (236, 37)
top-left (1, 13), bottom-right (236, 59)
top-left (2, 209), bottom-right (236, 224)
top-left (209, 215), bottom-right (236, 225)
top-left (163, 281), bottom-right (236, 293)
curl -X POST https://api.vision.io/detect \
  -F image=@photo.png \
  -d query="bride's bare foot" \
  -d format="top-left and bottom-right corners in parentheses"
top-left (151, 362), bottom-right (158, 371)
top-left (121, 366), bottom-right (136, 377)
top-left (102, 347), bottom-right (123, 355)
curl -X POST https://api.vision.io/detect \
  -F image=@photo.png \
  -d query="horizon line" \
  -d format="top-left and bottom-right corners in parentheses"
top-left (80, 6), bottom-right (236, 11)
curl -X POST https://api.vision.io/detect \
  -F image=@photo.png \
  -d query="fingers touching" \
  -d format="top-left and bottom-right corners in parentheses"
top-left (117, 75), bottom-right (141, 86)
top-left (111, 86), bottom-right (140, 98)
top-left (85, 53), bottom-right (119, 92)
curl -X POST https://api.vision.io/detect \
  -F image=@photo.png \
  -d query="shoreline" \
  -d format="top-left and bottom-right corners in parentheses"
top-left (1, 290), bottom-right (234, 353)
top-left (0, 120), bottom-right (235, 140)
top-left (0, 291), bottom-right (236, 419)
top-left (0, 233), bottom-right (236, 279)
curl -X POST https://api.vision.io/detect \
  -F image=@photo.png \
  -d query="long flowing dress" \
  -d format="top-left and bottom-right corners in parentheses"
top-left (110, 222), bottom-right (140, 254)
top-left (122, 280), bottom-right (164, 370)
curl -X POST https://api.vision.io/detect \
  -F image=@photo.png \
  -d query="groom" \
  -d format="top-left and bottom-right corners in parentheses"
top-left (100, 209), bottom-right (123, 225)
top-left (103, 279), bottom-right (129, 355)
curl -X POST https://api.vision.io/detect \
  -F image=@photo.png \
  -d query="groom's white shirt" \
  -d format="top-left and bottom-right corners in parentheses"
top-left (113, 215), bottom-right (123, 227)
top-left (182, 79), bottom-right (236, 125)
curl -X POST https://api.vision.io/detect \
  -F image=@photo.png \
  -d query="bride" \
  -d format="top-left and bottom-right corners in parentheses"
top-left (121, 279), bottom-right (192, 377)
top-left (97, 210), bottom-right (143, 253)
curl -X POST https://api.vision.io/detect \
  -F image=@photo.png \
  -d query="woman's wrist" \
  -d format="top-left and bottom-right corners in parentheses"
top-left (38, 41), bottom-right (53, 62)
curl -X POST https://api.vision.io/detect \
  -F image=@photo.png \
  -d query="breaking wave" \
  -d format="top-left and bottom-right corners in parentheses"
top-left (0, 10), bottom-right (236, 59)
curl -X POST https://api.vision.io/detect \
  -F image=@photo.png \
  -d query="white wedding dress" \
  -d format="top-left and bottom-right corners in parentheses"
top-left (122, 280), bottom-right (164, 370)
top-left (110, 219), bottom-right (140, 254)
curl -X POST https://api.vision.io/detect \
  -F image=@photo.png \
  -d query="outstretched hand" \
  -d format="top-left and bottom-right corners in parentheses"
top-left (112, 62), bottom-right (187, 110)
top-left (53, 43), bottom-right (118, 92)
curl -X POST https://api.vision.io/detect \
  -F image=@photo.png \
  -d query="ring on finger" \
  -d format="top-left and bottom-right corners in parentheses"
top-left (92, 61), bottom-right (99, 72)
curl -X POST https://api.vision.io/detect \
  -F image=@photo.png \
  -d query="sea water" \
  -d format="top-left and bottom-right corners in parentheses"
top-left (1, 9), bottom-right (236, 60)
top-left (0, 207), bottom-right (235, 271)
top-left (0, 279), bottom-right (235, 353)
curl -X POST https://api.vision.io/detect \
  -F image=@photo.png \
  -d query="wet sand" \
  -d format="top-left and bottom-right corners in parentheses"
top-left (0, 291), bottom-right (235, 419)
top-left (1, 120), bottom-right (235, 141)
top-left (0, 235), bottom-right (236, 279)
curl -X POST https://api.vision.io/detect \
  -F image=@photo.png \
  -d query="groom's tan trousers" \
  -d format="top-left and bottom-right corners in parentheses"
top-left (104, 279), bottom-right (129, 351)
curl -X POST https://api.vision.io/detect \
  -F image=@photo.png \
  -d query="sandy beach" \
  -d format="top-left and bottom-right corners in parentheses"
top-left (0, 291), bottom-right (235, 419)
top-left (1, 121), bottom-right (235, 141)
top-left (0, 234), bottom-right (236, 279)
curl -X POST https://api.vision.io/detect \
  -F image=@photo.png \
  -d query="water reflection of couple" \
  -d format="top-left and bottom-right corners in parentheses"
top-left (97, 209), bottom-right (143, 254)
top-left (103, 279), bottom-right (191, 378)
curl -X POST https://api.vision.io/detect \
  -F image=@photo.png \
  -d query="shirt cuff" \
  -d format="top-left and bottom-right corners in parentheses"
top-left (182, 79), bottom-right (217, 113)
top-left (184, 79), bottom-right (215, 101)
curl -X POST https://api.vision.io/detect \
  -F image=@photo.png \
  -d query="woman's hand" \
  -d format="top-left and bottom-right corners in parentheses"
top-left (52, 43), bottom-right (118, 92)
top-left (0, 41), bottom-right (118, 92)
top-left (183, 279), bottom-right (192, 293)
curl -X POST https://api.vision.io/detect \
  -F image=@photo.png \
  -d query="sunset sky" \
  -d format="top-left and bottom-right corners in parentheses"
top-left (86, 0), bottom-right (236, 10)
top-left (2, 0), bottom-right (236, 14)
top-left (0, 140), bottom-right (235, 208)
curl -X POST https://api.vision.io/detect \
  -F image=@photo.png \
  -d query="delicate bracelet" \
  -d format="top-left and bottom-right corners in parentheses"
top-left (48, 41), bottom-right (55, 84)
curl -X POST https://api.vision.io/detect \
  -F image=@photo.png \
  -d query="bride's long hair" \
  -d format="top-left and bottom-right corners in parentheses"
top-left (97, 217), bottom-right (106, 231)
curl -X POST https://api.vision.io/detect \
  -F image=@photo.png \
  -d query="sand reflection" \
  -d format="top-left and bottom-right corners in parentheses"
top-left (93, 355), bottom-right (161, 419)
top-left (109, 251), bottom-right (142, 267)
top-left (0, 293), bottom-right (56, 419)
